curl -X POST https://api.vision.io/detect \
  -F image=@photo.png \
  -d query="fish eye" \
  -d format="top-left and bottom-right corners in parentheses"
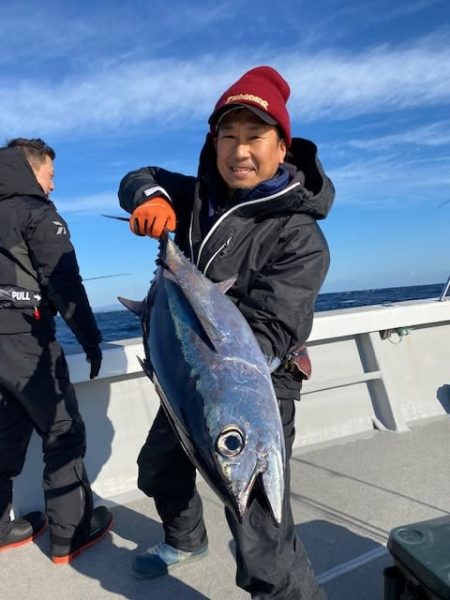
top-left (216, 427), bottom-right (245, 458)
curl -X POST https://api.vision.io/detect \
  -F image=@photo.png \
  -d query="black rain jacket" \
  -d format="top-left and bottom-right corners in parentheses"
top-left (118, 135), bottom-right (334, 399)
top-left (0, 146), bottom-right (101, 349)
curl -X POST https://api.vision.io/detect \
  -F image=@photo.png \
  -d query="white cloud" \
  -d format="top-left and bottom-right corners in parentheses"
top-left (1, 33), bottom-right (449, 139)
top-left (55, 192), bottom-right (118, 214)
top-left (328, 150), bottom-right (450, 206)
top-left (284, 35), bottom-right (450, 121)
top-left (344, 120), bottom-right (450, 149)
top-left (0, 2), bottom-right (234, 66)
top-left (381, 0), bottom-right (444, 20)
top-left (325, 0), bottom-right (444, 27)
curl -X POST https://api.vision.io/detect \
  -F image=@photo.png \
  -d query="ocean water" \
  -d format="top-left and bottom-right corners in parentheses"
top-left (57, 282), bottom-right (444, 353)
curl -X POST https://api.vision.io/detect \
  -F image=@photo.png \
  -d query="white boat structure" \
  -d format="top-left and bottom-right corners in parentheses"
top-left (4, 293), bottom-right (450, 599)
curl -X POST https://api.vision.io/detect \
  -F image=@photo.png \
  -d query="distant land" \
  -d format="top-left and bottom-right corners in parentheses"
top-left (93, 302), bottom-right (128, 313)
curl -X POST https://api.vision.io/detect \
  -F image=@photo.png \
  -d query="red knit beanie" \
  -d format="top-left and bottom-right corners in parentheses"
top-left (209, 66), bottom-right (291, 146)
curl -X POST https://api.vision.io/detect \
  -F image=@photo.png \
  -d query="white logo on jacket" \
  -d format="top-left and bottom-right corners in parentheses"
top-left (52, 221), bottom-right (67, 235)
top-left (12, 291), bottom-right (30, 301)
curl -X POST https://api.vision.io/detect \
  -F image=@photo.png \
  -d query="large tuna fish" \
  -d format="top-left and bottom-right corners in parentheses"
top-left (120, 236), bottom-right (285, 525)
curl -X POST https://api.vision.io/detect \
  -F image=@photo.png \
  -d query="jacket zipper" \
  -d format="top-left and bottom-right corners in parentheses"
top-left (190, 181), bottom-right (301, 269)
top-left (203, 237), bottom-right (233, 276)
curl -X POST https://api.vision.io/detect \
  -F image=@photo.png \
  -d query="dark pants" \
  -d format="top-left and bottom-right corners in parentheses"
top-left (0, 331), bottom-right (93, 549)
top-left (137, 401), bottom-right (326, 599)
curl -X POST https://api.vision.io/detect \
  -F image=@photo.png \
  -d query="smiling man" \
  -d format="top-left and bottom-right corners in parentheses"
top-left (118, 66), bottom-right (334, 599)
top-left (215, 109), bottom-right (287, 191)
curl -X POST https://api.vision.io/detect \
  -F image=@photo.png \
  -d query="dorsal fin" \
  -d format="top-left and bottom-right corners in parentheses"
top-left (161, 238), bottom-right (233, 351)
top-left (118, 296), bottom-right (144, 316)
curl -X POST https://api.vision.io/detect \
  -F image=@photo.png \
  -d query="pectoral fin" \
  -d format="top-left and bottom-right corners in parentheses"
top-left (215, 276), bottom-right (238, 294)
top-left (265, 355), bottom-right (281, 373)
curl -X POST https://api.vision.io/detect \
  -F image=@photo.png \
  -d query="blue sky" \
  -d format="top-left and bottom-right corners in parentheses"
top-left (1, 0), bottom-right (449, 308)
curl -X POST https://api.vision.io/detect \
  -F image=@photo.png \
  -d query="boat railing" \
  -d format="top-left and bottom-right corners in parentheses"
top-left (439, 274), bottom-right (450, 301)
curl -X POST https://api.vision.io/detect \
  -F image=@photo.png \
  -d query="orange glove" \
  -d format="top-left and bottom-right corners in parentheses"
top-left (129, 197), bottom-right (176, 238)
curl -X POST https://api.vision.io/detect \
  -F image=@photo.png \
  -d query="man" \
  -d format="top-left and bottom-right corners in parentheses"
top-left (119, 66), bottom-right (334, 599)
top-left (0, 138), bottom-right (112, 563)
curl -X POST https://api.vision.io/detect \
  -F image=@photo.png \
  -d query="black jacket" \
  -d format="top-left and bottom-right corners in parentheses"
top-left (0, 147), bottom-right (101, 349)
top-left (118, 135), bottom-right (334, 398)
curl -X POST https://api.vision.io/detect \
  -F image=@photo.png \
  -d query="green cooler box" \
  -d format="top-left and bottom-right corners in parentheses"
top-left (385, 515), bottom-right (450, 599)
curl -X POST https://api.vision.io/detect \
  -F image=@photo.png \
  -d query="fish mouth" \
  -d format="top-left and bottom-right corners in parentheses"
top-left (259, 450), bottom-right (284, 526)
top-left (215, 422), bottom-right (285, 526)
top-left (231, 450), bottom-right (284, 527)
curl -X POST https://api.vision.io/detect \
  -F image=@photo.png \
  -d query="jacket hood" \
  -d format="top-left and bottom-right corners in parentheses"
top-left (198, 134), bottom-right (334, 221)
top-left (0, 147), bottom-right (46, 202)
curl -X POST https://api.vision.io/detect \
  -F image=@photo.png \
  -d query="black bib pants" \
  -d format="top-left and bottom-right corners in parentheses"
top-left (137, 400), bottom-right (326, 600)
top-left (0, 329), bottom-right (93, 549)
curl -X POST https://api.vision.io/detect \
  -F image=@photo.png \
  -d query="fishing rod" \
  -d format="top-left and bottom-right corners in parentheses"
top-left (84, 273), bottom-right (132, 282)
top-left (82, 215), bottom-right (135, 281)
top-left (102, 214), bottom-right (129, 222)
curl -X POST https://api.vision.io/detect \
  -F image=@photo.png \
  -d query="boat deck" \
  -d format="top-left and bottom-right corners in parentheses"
top-left (2, 415), bottom-right (449, 600)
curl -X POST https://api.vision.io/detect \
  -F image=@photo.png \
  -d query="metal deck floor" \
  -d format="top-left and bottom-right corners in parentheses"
top-left (2, 416), bottom-right (449, 599)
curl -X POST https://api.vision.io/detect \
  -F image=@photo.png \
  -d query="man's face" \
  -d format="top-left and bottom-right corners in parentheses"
top-left (32, 156), bottom-right (55, 196)
top-left (215, 108), bottom-right (287, 192)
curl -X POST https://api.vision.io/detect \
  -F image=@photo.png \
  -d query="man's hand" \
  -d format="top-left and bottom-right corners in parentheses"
top-left (129, 197), bottom-right (176, 238)
top-left (85, 344), bottom-right (102, 379)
